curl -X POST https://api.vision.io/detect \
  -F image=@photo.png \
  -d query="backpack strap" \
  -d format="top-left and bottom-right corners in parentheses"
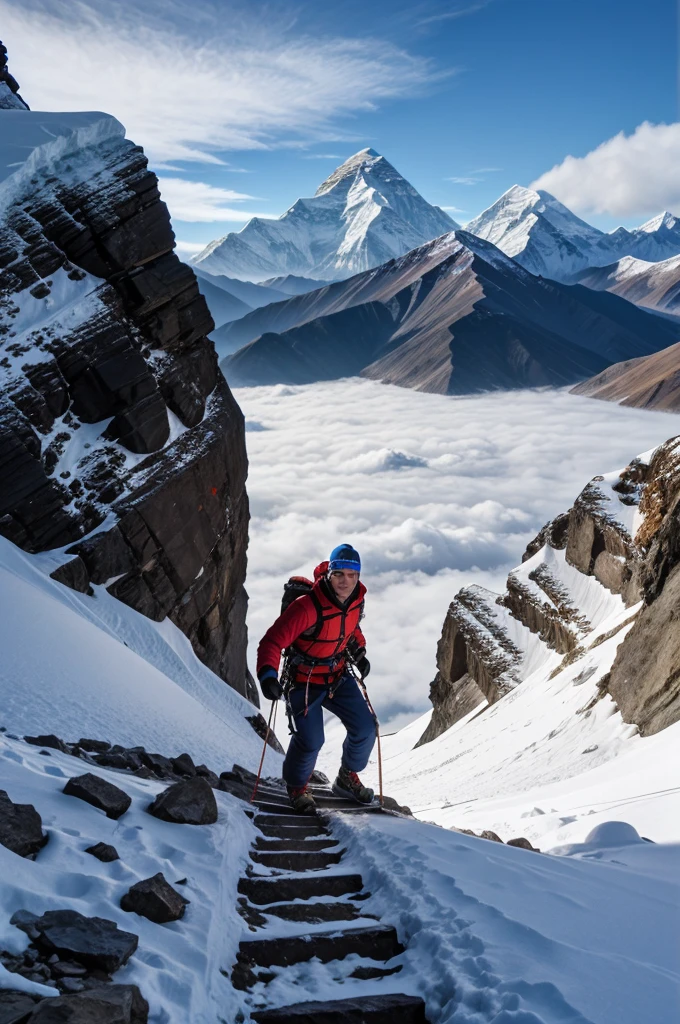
top-left (300, 589), bottom-right (325, 640)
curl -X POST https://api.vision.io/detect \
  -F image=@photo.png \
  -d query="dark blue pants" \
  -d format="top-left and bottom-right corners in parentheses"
top-left (282, 674), bottom-right (377, 788)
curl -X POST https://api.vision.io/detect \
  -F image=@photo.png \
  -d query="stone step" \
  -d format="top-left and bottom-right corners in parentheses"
top-left (250, 849), bottom-right (344, 871)
top-left (254, 836), bottom-right (340, 852)
top-left (253, 798), bottom-right (362, 815)
top-left (250, 994), bottom-right (428, 1023)
top-left (238, 873), bottom-right (364, 906)
top-left (239, 923), bottom-right (403, 969)
top-left (254, 901), bottom-right (366, 924)
top-left (254, 802), bottom-right (323, 817)
top-left (256, 821), bottom-right (330, 838)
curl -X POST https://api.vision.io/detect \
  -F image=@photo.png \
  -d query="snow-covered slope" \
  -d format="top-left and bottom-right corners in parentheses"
top-left (576, 251), bottom-right (680, 316)
top-left (192, 148), bottom-right (458, 282)
top-left (466, 186), bottom-right (680, 281)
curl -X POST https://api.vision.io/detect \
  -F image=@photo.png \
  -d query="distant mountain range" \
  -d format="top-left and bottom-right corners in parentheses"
top-left (191, 149), bottom-right (457, 282)
top-left (574, 253), bottom-right (680, 317)
top-left (222, 231), bottom-right (679, 394)
top-left (467, 190), bottom-right (680, 282)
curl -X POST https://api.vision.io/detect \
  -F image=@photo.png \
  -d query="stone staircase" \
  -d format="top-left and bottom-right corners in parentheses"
top-left (233, 783), bottom-right (429, 1023)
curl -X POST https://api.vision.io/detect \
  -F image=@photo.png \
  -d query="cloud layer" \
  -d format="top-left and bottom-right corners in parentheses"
top-left (5, 0), bottom-right (439, 164)
top-left (236, 378), bottom-right (678, 731)
top-left (532, 121), bottom-right (680, 219)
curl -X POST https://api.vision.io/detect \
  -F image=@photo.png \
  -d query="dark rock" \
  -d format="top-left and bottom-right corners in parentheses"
top-left (84, 842), bottom-right (119, 863)
top-left (310, 770), bottom-right (330, 784)
top-left (378, 795), bottom-right (412, 816)
top-left (147, 777), bottom-right (217, 825)
top-left (0, 991), bottom-right (39, 1024)
top-left (139, 752), bottom-right (174, 777)
top-left (59, 978), bottom-right (85, 993)
top-left (66, 528), bottom-right (135, 586)
top-left (49, 557), bottom-right (91, 595)
top-left (51, 962), bottom-right (88, 978)
top-left (507, 837), bottom-right (538, 851)
top-left (247, 994), bottom-right (429, 1023)
top-left (26, 985), bottom-right (148, 1023)
top-left (63, 774), bottom-right (131, 819)
top-left (93, 750), bottom-right (143, 772)
top-left (30, 910), bottom-right (138, 973)
top-left (170, 752), bottom-right (196, 777)
top-left (480, 830), bottom-right (504, 843)
top-left (24, 735), bottom-right (69, 753)
top-left (0, 790), bottom-right (49, 858)
top-left (10, 909), bottom-right (40, 939)
top-left (120, 872), bottom-right (188, 923)
top-left (77, 739), bottom-right (111, 754)
top-left (218, 771), bottom-right (252, 802)
top-left (194, 764), bottom-right (219, 786)
top-left (246, 714), bottom-right (285, 753)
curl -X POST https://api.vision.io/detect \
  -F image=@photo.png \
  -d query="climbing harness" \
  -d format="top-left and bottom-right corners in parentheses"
top-left (250, 699), bottom-right (278, 804)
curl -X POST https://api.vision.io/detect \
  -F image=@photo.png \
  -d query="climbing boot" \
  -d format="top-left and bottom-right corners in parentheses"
top-left (332, 766), bottom-right (374, 804)
top-left (287, 784), bottom-right (317, 816)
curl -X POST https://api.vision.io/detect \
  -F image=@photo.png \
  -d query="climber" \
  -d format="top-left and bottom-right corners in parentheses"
top-left (256, 544), bottom-right (376, 814)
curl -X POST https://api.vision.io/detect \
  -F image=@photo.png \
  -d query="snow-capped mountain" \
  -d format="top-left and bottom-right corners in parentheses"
top-left (575, 252), bottom-right (680, 316)
top-left (192, 148), bottom-right (458, 282)
top-left (466, 186), bottom-right (680, 281)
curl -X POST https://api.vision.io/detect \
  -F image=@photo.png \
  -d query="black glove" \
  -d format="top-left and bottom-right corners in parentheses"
top-left (356, 655), bottom-right (370, 678)
top-left (258, 667), bottom-right (283, 701)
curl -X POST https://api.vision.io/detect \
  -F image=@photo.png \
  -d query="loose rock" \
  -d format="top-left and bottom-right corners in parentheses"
top-left (147, 777), bottom-right (217, 825)
top-left (0, 790), bottom-right (49, 858)
top-left (84, 842), bottom-right (120, 863)
top-left (63, 774), bottom-right (131, 820)
top-left (170, 753), bottom-right (196, 777)
top-left (120, 872), bottom-right (189, 923)
top-left (24, 735), bottom-right (69, 753)
top-left (29, 910), bottom-right (138, 973)
top-left (77, 739), bottom-right (111, 754)
top-left (27, 984), bottom-right (148, 1023)
top-left (507, 837), bottom-right (538, 851)
top-left (0, 991), bottom-right (39, 1022)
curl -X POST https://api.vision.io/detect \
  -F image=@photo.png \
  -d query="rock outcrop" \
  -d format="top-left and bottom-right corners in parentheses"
top-left (0, 40), bottom-right (29, 110)
top-left (0, 109), bottom-right (252, 698)
top-left (419, 438), bottom-right (680, 744)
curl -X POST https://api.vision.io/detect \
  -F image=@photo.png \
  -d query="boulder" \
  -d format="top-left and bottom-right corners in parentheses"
top-left (77, 739), bottom-right (111, 753)
top-left (84, 842), bottom-right (120, 863)
top-left (63, 774), bottom-right (131, 820)
top-left (139, 752), bottom-right (174, 777)
top-left (479, 830), bottom-right (504, 844)
top-left (29, 910), bottom-right (138, 973)
top-left (507, 837), bottom-right (537, 851)
top-left (170, 753), bottom-right (196, 777)
top-left (49, 557), bottom-right (91, 595)
top-left (0, 991), bottom-right (39, 1023)
top-left (24, 735), bottom-right (69, 753)
top-left (147, 777), bottom-right (217, 825)
top-left (27, 985), bottom-right (148, 1023)
top-left (120, 873), bottom-right (189, 923)
top-left (0, 790), bottom-right (48, 858)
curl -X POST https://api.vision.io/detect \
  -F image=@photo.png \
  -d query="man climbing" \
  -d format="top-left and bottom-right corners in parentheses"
top-left (257, 544), bottom-right (377, 814)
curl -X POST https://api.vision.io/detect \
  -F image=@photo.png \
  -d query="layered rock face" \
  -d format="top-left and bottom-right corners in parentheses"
top-left (0, 110), bottom-right (252, 700)
top-left (419, 438), bottom-right (680, 744)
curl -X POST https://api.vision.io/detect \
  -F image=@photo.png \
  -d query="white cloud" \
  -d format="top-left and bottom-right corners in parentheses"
top-left (175, 240), bottom-right (209, 255)
top-left (531, 121), bottom-right (680, 219)
top-left (302, 153), bottom-right (345, 160)
top-left (235, 378), bottom-right (677, 732)
top-left (440, 205), bottom-right (467, 213)
top-left (5, 0), bottom-right (441, 164)
top-left (157, 176), bottom-right (274, 223)
top-left (447, 176), bottom-right (481, 185)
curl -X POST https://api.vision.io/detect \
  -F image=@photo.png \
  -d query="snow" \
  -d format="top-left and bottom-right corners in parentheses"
top-left (0, 732), bottom-right (256, 1023)
top-left (331, 811), bottom-right (680, 1024)
top-left (0, 536), bottom-right (280, 777)
top-left (0, 110), bottom-right (124, 209)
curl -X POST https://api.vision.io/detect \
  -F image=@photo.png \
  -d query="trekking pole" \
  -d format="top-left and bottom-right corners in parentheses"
top-left (250, 699), bottom-right (278, 804)
top-left (350, 663), bottom-right (384, 808)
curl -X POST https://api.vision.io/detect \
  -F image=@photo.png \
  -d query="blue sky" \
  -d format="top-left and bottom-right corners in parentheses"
top-left (4, 0), bottom-right (678, 254)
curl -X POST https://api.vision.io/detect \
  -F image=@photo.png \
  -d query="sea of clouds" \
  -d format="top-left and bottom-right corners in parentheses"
top-left (235, 378), bottom-right (679, 732)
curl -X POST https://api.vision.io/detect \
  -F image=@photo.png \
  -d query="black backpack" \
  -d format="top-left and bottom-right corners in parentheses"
top-left (281, 576), bottom-right (313, 614)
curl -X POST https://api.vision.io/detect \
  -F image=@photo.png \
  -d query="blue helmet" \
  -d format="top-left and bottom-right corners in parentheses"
top-left (329, 543), bottom-right (361, 572)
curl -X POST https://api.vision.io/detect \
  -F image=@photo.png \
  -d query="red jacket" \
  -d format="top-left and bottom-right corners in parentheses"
top-left (257, 561), bottom-right (366, 685)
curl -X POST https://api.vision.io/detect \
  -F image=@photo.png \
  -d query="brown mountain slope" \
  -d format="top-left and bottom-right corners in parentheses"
top-left (571, 341), bottom-right (680, 411)
top-left (224, 232), bottom-right (680, 394)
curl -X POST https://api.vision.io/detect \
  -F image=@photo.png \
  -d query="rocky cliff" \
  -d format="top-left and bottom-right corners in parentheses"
top-left (0, 108), bottom-right (253, 701)
top-left (418, 437), bottom-right (680, 746)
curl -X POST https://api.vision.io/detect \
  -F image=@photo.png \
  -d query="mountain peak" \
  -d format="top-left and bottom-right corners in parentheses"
top-left (315, 147), bottom-right (390, 196)
top-left (638, 211), bottom-right (677, 233)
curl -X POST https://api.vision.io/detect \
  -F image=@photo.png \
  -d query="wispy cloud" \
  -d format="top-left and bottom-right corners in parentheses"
top-left (5, 0), bottom-right (444, 164)
top-left (470, 166), bottom-right (502, 173)
top-left (175, 240), bottom-right (209, 255)
top-left (531, 121), bottom-right (680, 219)
top-left (302, 153), bottom-right (345, 160)
top-left (157, 177), bottom-right (275, 222)
top-left (418, 1), bottom-right (492, 27)
top-left (440, 205), bottom-right (467, 213)
top-left (446, 176), bottom-right (482, 185)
